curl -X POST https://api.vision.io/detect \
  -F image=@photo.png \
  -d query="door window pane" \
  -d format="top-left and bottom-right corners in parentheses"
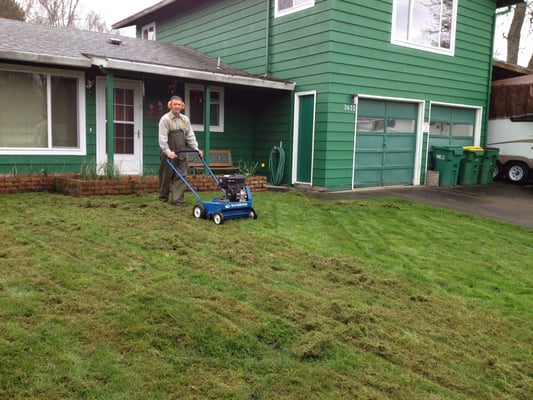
top-left (114, 88), bottom-right (135, 155)
top-left (115, 123), bottom-right (134, 154)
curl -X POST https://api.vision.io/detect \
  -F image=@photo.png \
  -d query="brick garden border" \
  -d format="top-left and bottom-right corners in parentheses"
top-left (0, 174), bottom-right (267, 196)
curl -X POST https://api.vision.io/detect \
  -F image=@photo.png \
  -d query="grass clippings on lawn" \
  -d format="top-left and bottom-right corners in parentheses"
top-left (0, 191), bottom-right (531, 399)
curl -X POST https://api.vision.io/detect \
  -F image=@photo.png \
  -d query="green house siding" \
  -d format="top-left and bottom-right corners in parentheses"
top-left (137, 0), bottom-right (496, 190)
top-left (140, 78), bottom-right (289, 177)
top-left (154, 0), bottom-right (269, 76)
top-left (150, 1), bottom-right (294, 178)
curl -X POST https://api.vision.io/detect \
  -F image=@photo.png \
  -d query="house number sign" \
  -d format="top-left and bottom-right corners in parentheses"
top-left (343, 104), bottom-right (357, 112)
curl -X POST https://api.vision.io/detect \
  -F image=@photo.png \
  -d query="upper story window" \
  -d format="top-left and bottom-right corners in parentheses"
top-left (185, 84), bottom-right (224, 132)
top-left (0, 64), bottom-right (85, 155)
top-left (391, 0), bottom-right (457, 55)
top-left (275, 0), bottom-right (315, 18)
top-left (142, 22), bottom-right (156, 40)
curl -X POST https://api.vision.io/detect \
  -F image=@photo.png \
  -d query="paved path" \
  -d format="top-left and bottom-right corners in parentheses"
top-left (306, 181), bottom-right (533, 229)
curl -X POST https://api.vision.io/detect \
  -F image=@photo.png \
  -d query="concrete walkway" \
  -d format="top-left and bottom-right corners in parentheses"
top-left (305, 181), bottom-right (533, 229)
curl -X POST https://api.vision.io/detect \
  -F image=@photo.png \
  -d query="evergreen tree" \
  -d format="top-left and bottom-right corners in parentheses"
top-left (0, 0), bottom-right (25, 20)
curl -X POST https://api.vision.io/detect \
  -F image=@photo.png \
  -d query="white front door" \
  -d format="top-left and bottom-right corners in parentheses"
top-left (96, 78), bottom-right (143, 175)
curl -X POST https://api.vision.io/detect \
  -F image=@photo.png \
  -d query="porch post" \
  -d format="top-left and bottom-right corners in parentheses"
top-left (106, 72), bottom-right (115, 163)
top-left (204, 85), bottom-right (211, 166)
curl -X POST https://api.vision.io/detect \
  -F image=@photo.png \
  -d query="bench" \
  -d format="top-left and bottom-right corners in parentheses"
top-left (187, 149), bottom-right (240, 173)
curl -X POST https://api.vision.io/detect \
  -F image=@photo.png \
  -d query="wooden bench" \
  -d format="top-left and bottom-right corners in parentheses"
top-left (187, 149), bottom-right (240, 173)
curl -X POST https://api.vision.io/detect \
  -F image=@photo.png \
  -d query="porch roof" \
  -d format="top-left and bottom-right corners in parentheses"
top-left (0, 18), bottom-right (294, 91)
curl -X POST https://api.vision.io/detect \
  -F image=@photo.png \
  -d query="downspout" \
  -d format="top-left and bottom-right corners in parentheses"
top-left (264, 0), bottom-right (271, 76)
top-left (484, 8), bottom-right (499, 147)
top-left (99, 66), bottom-right (115, 165)
top-left (204, 86), bottom-right (211, 166)
top-left (106, 72), bottom-right (115, 161)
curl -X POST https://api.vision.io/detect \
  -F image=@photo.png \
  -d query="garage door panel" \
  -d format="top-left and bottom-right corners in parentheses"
top-left (355, 151), bottom-right (383, 167)
top-left (383, 168), bottom-right (413, 185)
top-left (383, 151), bottom-right (414, 168)
top-left (354, 168), bottom-right (382, 187)
top-left (355, 134), bottom-right (383, 150)
top-left (354, 100), bottom-right (417, 187)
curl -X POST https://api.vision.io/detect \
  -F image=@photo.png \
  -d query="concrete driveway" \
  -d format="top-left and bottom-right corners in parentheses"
top-left (306, 181), bottom-right (533, 229)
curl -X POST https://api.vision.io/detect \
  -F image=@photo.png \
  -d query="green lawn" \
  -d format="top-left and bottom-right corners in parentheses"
top-left (0, 191), bottom-right (531, 399)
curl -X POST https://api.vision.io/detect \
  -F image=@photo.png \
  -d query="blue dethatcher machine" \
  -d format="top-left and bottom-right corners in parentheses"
top-left (166, 151), bottom-right (258, 225)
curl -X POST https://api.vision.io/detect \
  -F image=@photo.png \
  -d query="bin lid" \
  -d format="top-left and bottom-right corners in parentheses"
top-left (432, 145), bottom-right (464, 156)
top-left (463, 146), bottom-right (484, 154)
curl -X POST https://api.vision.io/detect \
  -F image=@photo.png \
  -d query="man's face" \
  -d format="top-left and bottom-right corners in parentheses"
top-left (170, 99), bottom-right (183, 114)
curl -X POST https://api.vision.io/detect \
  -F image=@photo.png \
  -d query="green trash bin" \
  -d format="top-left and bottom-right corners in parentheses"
top-left (432, 146), bottom-right (464, 186)
top-left (478, 147), bottom-right (500, 184)
top-left (459, 146), bottom-right (484, 185)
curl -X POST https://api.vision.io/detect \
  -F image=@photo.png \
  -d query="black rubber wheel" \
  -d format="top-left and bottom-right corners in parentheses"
top-left (192, 204), bottom-right (206, 219)
top-left (506, 161), bottom-right (529, 185)
top-left (213, 212), bottom-right (224, 225)
top-left (493, 161), bottom-right (504, 181)
top-left (249, 208), bottom-right (258, 219)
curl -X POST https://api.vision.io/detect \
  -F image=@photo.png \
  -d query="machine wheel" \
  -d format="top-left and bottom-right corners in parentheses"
top-left (493, 161), bottom-right (504, 180)
top-left (249, 208), bottom-right (258, 219)
top-left (192, 204), bottom-right (206, 219)
top-left (213, 212), bottom-right (224, 225)
top-left (506, 161), bottom-right (529, 185)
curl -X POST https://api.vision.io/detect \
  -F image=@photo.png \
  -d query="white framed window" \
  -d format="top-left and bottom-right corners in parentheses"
top-left (0, 64), bottom-right (85, 155)
top-left (184, 84), bottom-right (224, 132)
top-left (391, 0), bottom-right (457, 56)
top-left (275, 0), bottom-right (315, 18)
top-left (142, 22), bottom-right (156, 40)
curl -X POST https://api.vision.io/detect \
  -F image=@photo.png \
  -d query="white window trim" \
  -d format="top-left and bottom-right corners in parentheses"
top-left (142, 22), bottom-right (156, 40)
top-left (184, 84), bottom-right (224, 133)
top-left (0, 63), bottom-right (86, 156)
top-left (390, 0), bottom-right (458, 56)
top-left (274, 0), bottom-right (315, 18)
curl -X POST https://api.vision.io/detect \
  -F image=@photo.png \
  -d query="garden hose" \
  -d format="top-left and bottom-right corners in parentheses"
top-left (268, 145), bottom-right (285, 185)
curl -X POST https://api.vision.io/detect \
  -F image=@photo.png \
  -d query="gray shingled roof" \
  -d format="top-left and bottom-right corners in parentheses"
top-left (0, 18), bottom-right (294, 90)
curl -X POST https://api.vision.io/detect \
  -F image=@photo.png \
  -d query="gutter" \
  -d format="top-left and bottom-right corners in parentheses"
top-left (0, 50), bottom-right (92, 68)
top-left (0, 49), bottom-right (295, 91)
top-left (91, 57), bottom-right (296, 91)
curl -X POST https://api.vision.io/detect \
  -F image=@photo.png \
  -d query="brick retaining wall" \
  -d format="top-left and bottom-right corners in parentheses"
top-left (0, 174), bottom-right (267, 196)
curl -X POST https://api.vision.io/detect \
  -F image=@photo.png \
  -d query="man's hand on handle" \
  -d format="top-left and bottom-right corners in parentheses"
top-left (168, 149), bottom-right (202, 159)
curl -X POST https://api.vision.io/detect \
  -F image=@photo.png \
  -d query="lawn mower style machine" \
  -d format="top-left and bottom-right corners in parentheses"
top-left (166, 151), bottom-right (258, 225)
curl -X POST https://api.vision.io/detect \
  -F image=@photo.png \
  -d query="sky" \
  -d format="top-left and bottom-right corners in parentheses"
top-left (78, 0), bottom-right (160, 35)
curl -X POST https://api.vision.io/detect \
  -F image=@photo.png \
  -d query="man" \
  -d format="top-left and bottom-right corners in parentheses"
top-left (158, 95), bottom-right (203, 205)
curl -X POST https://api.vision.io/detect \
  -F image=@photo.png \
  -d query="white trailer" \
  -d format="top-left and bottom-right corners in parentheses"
top-left (488, 74), bottom-right (533, 184)
top-left (487, 117), bottom-right (533, 184)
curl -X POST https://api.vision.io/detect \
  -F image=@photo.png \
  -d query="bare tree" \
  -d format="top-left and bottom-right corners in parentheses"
top-left (0, 0), bottom-right (26, 20)
top-left (503, 1), bottom-right (533, 68)
top-left (20, 0), bottom-right (109, 32)
top-left (84, 10), bottom-right (108, 32)
top-left (22, 0), bottom-right (80, 27)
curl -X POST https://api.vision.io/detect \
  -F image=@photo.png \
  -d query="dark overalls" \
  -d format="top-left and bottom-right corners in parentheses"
top-left (159, 113), bottom-right (188, 204)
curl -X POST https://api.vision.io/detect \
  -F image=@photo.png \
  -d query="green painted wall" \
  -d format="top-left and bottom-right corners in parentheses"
top-left (152, 0), bottom-right (497, 189)
top-left (141, 77), bottom-right (292, 178)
